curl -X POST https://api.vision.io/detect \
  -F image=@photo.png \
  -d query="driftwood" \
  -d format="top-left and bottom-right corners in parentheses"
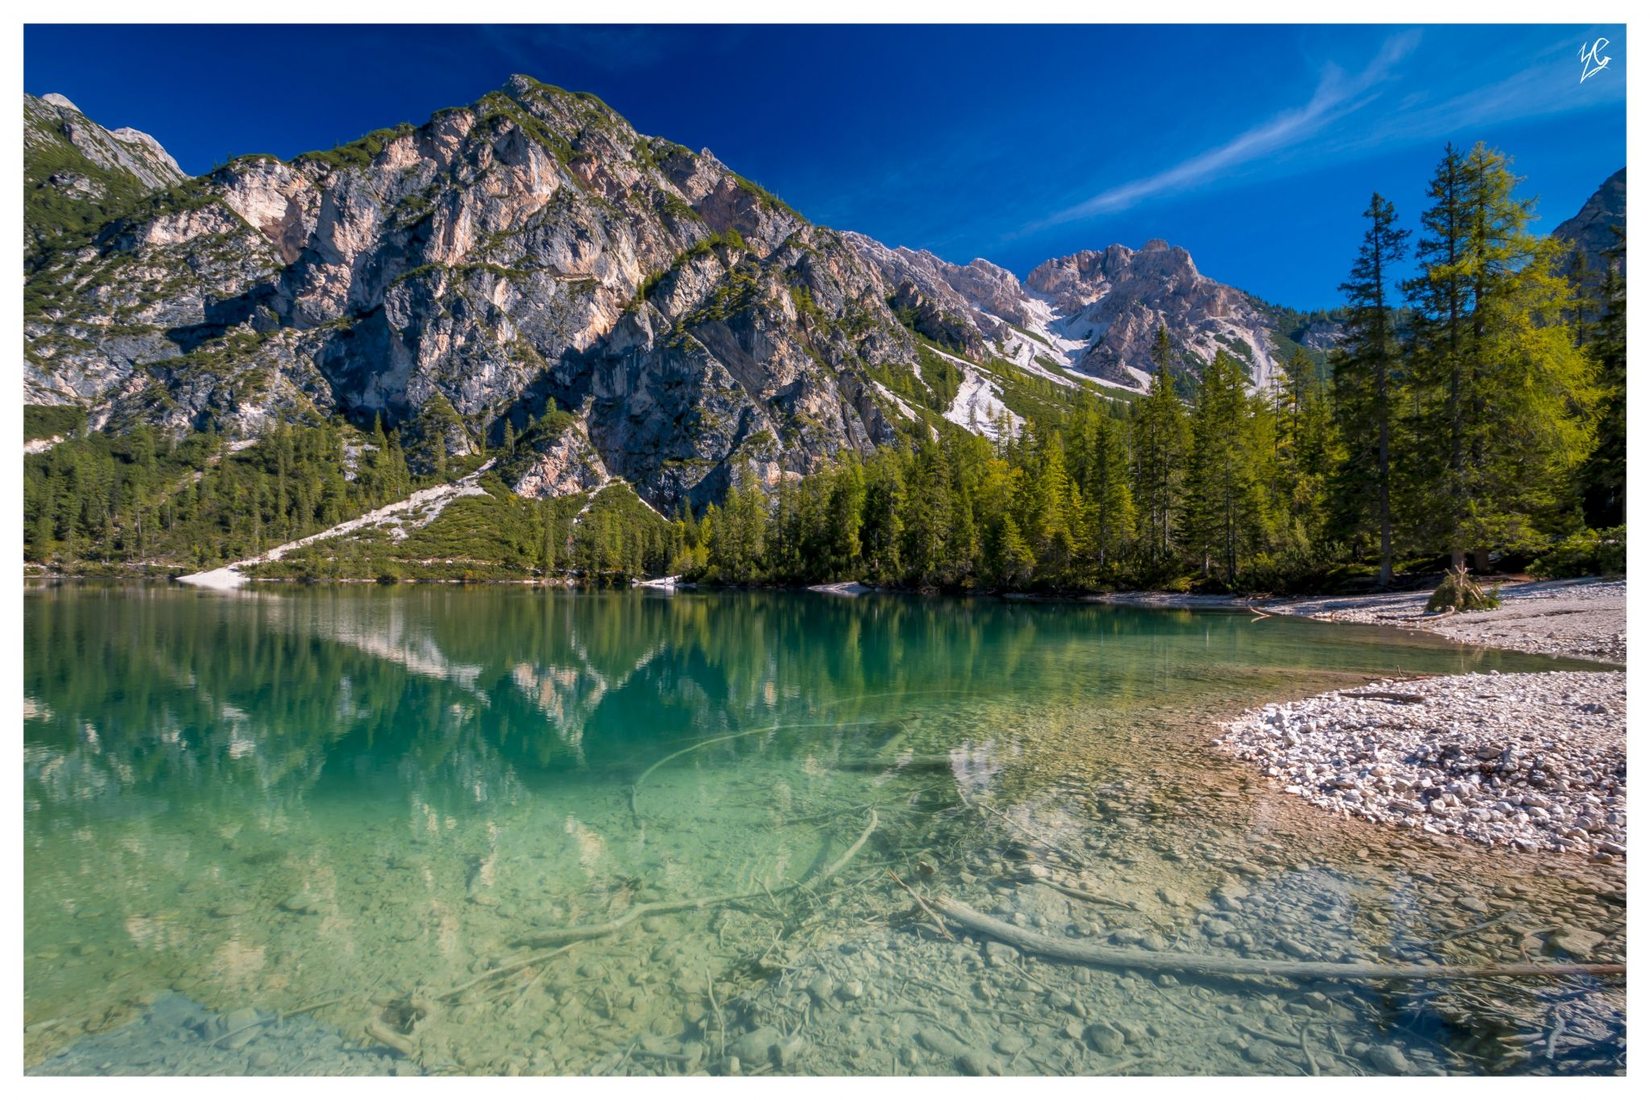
top-left (932, 897), bottom-right (1625, 984)
top-left (516, 810), bottom-right (877, 949)
top-left (1338, 690), bottom-right (1428, 704)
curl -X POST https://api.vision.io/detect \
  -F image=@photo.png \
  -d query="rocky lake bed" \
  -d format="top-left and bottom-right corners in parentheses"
top-left (24, 587), bottom-right (1626, 1076)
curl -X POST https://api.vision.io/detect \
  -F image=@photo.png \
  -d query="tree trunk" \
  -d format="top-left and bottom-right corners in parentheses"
top-left (933, 897), bottom-right (1623, 984)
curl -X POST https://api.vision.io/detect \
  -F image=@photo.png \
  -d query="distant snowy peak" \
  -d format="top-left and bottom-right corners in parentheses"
top-left (1026, 241), bottom-right (1285, 392)
top-left (848, 233), bottom-right (1300, 394)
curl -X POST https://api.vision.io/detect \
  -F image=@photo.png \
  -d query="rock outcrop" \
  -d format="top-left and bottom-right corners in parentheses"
top-left (25, 92), bottom-right (187, 258)
top-left (1552, 167), bottom-right (1626, 287)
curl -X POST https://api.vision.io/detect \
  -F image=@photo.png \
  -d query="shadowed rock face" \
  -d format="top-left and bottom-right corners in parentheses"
top-left (1553, 168), bottom-right (1626, 287)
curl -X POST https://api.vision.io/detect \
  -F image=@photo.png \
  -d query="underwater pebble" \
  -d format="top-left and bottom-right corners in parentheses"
top-left (1084, 1022), bottom-right (1126, 1056)
top-left (731, 1026), bottom-right (782, 1066)
top-left (277, 894), bottom-right (318, 915)
top-left (1367, 1044), bottom-right (1412, 1074)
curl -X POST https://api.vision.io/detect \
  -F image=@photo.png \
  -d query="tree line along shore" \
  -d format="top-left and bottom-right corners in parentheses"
top-left (24, 142), bottom-right (1625, 595)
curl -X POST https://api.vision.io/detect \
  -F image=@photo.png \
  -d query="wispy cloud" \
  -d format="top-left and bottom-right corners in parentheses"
top-left (1326, 33), bottom-right (1625, 158)
top-left (1029, 32), bottom-right (1421, 230)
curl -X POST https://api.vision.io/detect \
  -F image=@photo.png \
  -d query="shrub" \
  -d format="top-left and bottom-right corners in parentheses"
top-left (1426, 564), bottom-right (1502, 612)
top-left (1530, 526), bottom-right (1626, 579)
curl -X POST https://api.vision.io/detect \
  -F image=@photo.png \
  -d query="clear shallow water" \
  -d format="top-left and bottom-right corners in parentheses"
top-left (24, 585), bottom-right (1624, 1075)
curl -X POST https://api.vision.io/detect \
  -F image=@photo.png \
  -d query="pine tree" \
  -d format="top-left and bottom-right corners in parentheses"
top-left (1185, 352), bottom-right (1267, 585)
top-left (903, 440), bottom-right (955, 587)
top-left (860, 451), bottom-right (905, 584)
top-left (1334, 192), bottom-right (1409, 585)
top-left (826, 457), bottom-right (867, 578)
top-left (1080, 404), bottom-right (1135, 572)
top-left (1131, 326), bottom-right (1191, 570)
top-left (1404, 145), bottom-right (1472, 565)
top-left (1406, 144), bottom-right (1597, 563)
top-left (1579, 237), bottom-right (1626, 527)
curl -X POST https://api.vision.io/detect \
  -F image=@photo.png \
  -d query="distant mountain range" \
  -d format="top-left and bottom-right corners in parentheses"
top-left (20, 78), bottom-right (1620, 512)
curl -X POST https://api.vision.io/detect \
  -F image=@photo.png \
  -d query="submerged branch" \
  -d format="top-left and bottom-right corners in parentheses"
top-left (516, 810), bottom-right (878, 950)
top-left (932, 897), bottom-right (1625, 984)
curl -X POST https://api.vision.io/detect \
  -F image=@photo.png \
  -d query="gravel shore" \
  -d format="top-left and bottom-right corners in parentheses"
top-left (1270, 577), bottom-right (1626, 665)
top-left (1218, 671), bottom-right (1626, 858)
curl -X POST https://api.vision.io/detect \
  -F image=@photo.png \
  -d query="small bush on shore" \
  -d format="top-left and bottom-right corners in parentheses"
top-left (1426, 564), bottom-right (1502, 612)
top-left (1531, 526), bottom-right (1626, 579)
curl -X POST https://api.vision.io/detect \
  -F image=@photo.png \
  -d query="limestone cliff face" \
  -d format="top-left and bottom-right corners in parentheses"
top-left (24, 76), bottom-right (916, 510)
top-left (25, 93), bottom-right (185, 192)
top-left (24, 92), bottom-right (188, 258)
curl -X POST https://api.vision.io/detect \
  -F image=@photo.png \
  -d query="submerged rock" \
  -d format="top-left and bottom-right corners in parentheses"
top-left (1084, 1022), bottom-right (1126, 1056)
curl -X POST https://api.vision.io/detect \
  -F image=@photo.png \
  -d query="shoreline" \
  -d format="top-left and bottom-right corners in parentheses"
top-left (1095, 576), bottom-right (1625, 665)
top-left (1216, 671), bottom-right (1626, 862)
top-left (28, 569), bottom-right (1625, 665)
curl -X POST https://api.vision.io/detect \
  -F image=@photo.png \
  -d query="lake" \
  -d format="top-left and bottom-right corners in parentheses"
top-left (23, 585), bottom-right (1625, 1075)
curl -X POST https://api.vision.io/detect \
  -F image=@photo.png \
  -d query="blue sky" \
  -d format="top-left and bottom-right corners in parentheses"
top-left (25, 24), bottom-right (1626, 308)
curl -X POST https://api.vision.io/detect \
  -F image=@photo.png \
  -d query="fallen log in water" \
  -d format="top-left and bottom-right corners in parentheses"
top-left (931, 897), bottom-right (1624, 983)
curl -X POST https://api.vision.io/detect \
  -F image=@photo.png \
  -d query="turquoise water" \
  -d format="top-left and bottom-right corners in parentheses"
top-left (24, 585), bottom-right (1623, 1074)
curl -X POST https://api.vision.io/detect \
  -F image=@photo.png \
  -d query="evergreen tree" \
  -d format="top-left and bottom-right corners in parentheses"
top-left (1077, 403), bottom-right (1135, 572)
top-left (1578, 239), bottom-right (1626, 527)
top-left (859, 451), bottom-right (905, 584)
top-left (1334, 192), bottom-right (1409, 585)
top-left (1406, 144), bottom-right (1596, 564)
top-left (1131, 326), bottom-right (1190, 570)
top-left (902, 440), bottom-right (955, 587)
top-left (1185, 352), bottom-right (1268, 585)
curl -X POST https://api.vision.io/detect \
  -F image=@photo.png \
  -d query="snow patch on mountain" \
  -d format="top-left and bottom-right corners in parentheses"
top-left (944, 368), bottom-right (1022, 441)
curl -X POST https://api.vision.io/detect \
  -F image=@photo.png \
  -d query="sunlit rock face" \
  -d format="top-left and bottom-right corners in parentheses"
top-left (23, 77), bottom-right (920, 512)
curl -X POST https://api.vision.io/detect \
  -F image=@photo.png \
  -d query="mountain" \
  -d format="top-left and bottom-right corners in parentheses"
top-left (1552, 167), bottom-right (1626, 283)
top-left (844, 234), bottom-right (1325, 395)
top-left (24, 92), bottom-right (187, 258)
top-left (23, 76), bottom-right (1332, 514)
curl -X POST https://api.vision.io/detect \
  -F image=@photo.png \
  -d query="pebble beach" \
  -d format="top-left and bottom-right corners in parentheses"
top-left (1219, 671), bottom-right (1626, 858)
top-left (1217, 577), bottom-right (1626, 859)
